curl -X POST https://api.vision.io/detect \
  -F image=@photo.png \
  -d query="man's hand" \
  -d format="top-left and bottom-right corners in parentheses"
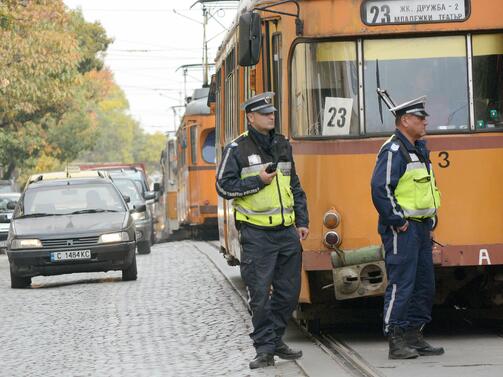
top-left (259, 169), bottom-right (277, 184)
top-left (297, 227), bottom-right (309, 240)
top-left (397, 221), bottom-right (409, 233)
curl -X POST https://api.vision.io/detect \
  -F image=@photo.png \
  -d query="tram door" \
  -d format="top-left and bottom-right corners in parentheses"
top-left (166, 138), bottom-right (179, 234)
top-left (222, 48), bottom-right (242, 260)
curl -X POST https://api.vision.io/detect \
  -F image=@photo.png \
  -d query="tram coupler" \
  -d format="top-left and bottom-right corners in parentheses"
top-left (331, 245), bottom-right (387, 300)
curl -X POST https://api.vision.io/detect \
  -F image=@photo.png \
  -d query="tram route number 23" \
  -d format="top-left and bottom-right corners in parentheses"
top-left (437, 151), bottom-right (450, 168)
top-left (322, 97), bottom-right (353, 136)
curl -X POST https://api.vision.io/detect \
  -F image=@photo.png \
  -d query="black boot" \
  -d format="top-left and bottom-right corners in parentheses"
top-left (404, 327), bottom-right (445, 356)
top-left (249, 353), bottom-right (275, 369)
top-left (274, 342), bottom-right (303, 360)
top-left (388, 327), bottom-right (420, 359)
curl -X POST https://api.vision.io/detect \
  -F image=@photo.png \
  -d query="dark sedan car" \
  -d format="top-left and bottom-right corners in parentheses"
top-left (7, 176), bottom-right (138, 288)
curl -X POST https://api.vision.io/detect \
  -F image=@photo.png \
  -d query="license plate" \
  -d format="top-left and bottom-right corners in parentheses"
top-left (0, 240), bottom-right (7, 248)
top-left (50, 250), bottom-right (91, 262)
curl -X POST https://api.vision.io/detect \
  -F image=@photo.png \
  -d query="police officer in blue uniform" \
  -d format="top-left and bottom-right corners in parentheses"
top-left (216, 92), bottom-right (309, 369)
top-left (371, 96), bottom-right (445, 359)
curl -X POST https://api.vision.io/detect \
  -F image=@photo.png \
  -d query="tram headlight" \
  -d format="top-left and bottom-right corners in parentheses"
top-left (323, 210), bottom-right (340, 229)
top-left (323, 231), bottom-right (341, 249)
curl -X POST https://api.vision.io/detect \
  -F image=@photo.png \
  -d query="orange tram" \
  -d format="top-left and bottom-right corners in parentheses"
top-left (210, 0), bottom-right (503, 326)
top-left (158, 88), bottom-right (218, 240)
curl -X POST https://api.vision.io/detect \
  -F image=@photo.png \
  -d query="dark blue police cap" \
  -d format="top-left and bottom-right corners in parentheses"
top-left (241, 92), bottom-right (277, 114)
top-left (390, 96), bottom-right (429, 117)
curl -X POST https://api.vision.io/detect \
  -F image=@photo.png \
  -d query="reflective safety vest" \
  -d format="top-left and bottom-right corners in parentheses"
top-left (232, 132), bottom-right (296, 227)
top-left (386, 135), bottom-right (441, 220)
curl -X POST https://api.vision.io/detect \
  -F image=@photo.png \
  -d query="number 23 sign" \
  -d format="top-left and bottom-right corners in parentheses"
top-left (322, 97), bottom-right (353, 136)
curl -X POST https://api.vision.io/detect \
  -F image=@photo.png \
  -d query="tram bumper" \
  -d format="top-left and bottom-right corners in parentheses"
top-left (330, 245), bottom-right (387, 300)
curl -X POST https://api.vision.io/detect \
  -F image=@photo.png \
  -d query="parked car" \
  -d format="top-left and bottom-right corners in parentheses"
top-left (112, 177), bottom-right (152, 254)
top-left (108, 170), bottom-right (157, 244)
top-left (6, 173), bottom-right (138, 288)
top-left (0, 179), bottom-right (18, 193)
top-left (0, 192), bottom-right (21, 250)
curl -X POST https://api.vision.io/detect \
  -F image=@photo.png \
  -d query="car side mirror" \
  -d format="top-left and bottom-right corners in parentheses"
top-left (133, 204), bottom-right (147, 212)
top-left (144, 191), bottom-right (156, 201)
top-left (122, 195), bottom-right (131, 203)
top-left (238, 11), bottom-right (261, 67)
top-left (153, 182), bottom-right (161, 192)
top-left (7, 201), bottom-right (16, 210)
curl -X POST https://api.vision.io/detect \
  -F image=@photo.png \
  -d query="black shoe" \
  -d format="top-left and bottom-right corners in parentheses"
top-left (404, 327), bottom-right (445, 356)
top-left (274, 343), bottom-right (303, 360)
top-left (388, 327), bottom-right (420, 360)
top-left (249, 353), bottom-right (275, 369)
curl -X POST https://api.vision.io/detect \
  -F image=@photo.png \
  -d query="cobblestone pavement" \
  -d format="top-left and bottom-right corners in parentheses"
top-left (0, 241), bottom-right (305, 377)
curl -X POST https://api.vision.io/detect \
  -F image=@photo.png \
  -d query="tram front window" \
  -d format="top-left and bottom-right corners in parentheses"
top-left (473, 34), bottom-right (503, 130)
top-left (291, 41), bottom-right (359, 137)
top-left (202, 130), bottom-right (216, 163)
top-left (364, 36), bottom-right (469, 134)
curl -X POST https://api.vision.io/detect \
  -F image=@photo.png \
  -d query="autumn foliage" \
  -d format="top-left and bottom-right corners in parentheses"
top-left (0, 0), bottom-right (166, 183)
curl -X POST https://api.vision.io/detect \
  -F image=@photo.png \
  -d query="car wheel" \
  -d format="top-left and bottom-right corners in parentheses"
top-left (137, 241), bottom-right (151, 255)
top-left (122, 253), bottom-right (137, 281)
top-left (10, 269), bottom-right (31, 289)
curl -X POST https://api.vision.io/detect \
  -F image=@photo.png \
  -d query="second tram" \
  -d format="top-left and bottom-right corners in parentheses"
top-left (159, 88), bottom-right (218, 240)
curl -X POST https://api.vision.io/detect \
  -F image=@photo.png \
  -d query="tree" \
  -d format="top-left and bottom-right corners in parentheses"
top-left (0, 1), bottom-right (113, 180)
top-left (0, 0), bottom-right (81, 128)
top-left (67, 8), bottom-right (112, 74)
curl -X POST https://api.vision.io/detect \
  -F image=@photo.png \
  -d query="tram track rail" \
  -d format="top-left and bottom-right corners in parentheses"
top-left (197, 240), bottom-right (383, 377)
top-left (311, 333), bottom-right (383, 377)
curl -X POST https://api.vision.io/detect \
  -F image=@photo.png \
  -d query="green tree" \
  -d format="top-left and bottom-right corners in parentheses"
top-left (0, 0), bottom-right (112, 180)
top-left (67, 8), bottom-right (112, 74)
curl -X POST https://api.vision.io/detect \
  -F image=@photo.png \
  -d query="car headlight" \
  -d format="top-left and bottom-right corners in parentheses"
top-left (10, 239), bottom-right (42, 250)
top-left (131, 211), bottom-right (146, 221)
top-left (98, 232), bottom-right (129, 244)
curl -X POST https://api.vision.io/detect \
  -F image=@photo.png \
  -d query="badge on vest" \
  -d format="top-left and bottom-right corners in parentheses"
top-left (390, 143), bottom-right (399, 152)
top-left (248, 154), bottom-right (262, 165)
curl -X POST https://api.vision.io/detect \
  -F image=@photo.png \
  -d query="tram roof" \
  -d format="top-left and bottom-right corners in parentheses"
top-left (185, 87), bottom-right (211, 116)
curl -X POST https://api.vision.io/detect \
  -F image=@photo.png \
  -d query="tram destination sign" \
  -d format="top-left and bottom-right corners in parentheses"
top-left (362, 0), bottom-right (469, 26)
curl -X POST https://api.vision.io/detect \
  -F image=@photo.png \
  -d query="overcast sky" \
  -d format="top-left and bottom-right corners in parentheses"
top-left (63, 0), bottom-right (238, 134)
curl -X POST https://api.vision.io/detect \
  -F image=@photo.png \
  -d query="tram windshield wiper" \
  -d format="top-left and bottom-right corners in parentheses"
top-left (68, 209), bottom-right (119, 215)
top-left (16, 213), bottom-right (55, 218)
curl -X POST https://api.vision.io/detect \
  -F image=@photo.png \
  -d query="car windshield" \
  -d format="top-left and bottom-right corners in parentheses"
top-left (0, 193), bottom-right (20, 212)
top-left (0, 185), bottom-right (14, 193)
top-left (19, 183), bottom-right (126, 217)
top-left (113, 179), bottom-right (143, 202)
top-left (109, 172), bottom-right (147, 194)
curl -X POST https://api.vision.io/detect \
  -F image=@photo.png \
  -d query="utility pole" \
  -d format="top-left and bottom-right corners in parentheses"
top-left (202, 5), bottom-right (209, 87)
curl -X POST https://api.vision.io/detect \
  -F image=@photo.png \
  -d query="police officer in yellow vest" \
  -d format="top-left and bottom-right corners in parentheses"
top-left (216, 92), bottom-right (309, 369)
top-left (371, 96), bottom-right (444, 359)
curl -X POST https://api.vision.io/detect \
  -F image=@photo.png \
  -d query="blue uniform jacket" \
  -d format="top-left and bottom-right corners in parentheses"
top-left (370, 130), bottom-right (431, 231)
top-left (216, 128), bottom-right (309, 228)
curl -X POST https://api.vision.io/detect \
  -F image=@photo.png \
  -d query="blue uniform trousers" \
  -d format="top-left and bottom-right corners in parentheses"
top-left (239, 224), bottom-right (302, 354)
top-left (380, 220), bottom-right (435, 334)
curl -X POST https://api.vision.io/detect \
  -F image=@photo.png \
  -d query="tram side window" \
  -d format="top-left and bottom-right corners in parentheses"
top-left (202, 130), bottom-right (216, 163)
top-left (364, 36), bottom-right (469, 134)
top-left (190, 126), bottom-right (197, 164)
top-left (178, 129), bottom-right (187, 169)
top-left (224, 49), bottom-right (238, 143)
top-left (168, 140), bottom-right (177, 182)
top-left (291, 41), bottom-right (359, 138)
top-left (472, 34), bottom-right (503, 130)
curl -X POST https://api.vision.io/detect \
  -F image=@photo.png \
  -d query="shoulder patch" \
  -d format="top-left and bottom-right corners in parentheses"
top-left (230, 142), bottom-right (238, 147)
top-left (390, 143), bottom-right (400, 152)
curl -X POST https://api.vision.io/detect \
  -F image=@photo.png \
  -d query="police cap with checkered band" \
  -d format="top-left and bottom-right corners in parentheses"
top-left (241, 92), bottom-right (277, 114)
